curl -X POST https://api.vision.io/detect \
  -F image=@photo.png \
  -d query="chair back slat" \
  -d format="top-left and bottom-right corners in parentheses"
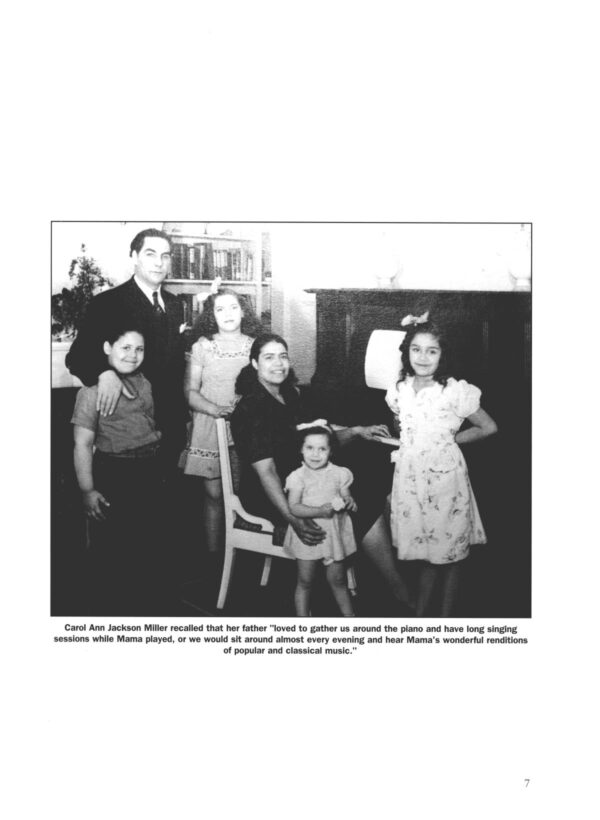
top-left (216, 418), bottom-right (235, 527)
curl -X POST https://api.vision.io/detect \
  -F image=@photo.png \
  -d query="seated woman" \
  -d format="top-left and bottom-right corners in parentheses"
top-left (230, 333), bottom-right (413, 611)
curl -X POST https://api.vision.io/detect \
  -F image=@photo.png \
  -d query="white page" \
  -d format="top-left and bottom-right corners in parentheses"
top-left (4, 2), bottom-right (598, 819)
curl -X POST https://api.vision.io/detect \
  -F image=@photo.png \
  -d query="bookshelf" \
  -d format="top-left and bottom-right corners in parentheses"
top-left (161, 224), bottom-right (272, 328)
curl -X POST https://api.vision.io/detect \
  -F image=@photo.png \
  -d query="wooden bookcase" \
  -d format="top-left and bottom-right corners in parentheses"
top-left (161, 225), bottom-right (271, 327)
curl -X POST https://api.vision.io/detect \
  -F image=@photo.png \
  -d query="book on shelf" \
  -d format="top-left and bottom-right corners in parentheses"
top-left (216, 249), bottom-right (224, 279)
top-left (178, 293), bottom-right (196, 325)
top-left (171, 243), bottom-right (189, 279)
top-left (190, 243), bottom-right (207, 280)
top-left (167, 239), bottom-right (264, 284)
top-left (231, 249), bottom-right (242, 280)
top-left (205, 243), bottom-right (215, 279)
top-left (214, 248), bottom-right (235, 281)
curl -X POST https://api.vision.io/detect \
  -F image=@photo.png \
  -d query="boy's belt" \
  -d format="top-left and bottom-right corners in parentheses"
top-left (96, 442), bottom-right (160, 460)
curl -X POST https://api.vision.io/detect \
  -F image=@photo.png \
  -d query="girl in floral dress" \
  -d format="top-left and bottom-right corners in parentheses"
top-left (180, 286), bottom-right (262, 554)
top-left (385, 314), bottom-right (498, 616)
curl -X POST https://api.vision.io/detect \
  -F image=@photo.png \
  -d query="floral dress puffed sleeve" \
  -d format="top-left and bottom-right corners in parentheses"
top-left (447, 379), bottom-right (481, 419)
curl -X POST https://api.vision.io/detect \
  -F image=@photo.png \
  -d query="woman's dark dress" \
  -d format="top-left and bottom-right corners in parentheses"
top-left (230, 381), bottom-right (302, 526)
top-left (230, 380), bottom-right (393, 541)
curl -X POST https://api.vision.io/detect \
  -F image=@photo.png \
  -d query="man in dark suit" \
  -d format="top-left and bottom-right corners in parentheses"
top-left (66, 227), bottom-right (187, 474)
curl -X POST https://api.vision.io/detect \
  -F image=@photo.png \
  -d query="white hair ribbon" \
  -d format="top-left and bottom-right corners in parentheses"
top-left (296, 419), bottom-right (330, 431)
top-left (400, 311), bottom-right (429, 327)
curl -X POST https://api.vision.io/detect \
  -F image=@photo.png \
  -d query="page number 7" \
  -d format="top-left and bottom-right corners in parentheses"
top-left (524, 779), bottom-right (530, 788)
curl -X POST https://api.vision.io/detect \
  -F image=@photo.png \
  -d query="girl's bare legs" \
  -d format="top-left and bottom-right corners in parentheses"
top-left (361, 514), bottom-right (414, 607)
top-left (326, 561), bottom-right (354, 616)
top-left (295, 559), bottom-right (318, 616)
top-left (440, 563), bottom-right (461, 617)
top-left (203, 477), bottom-right (224, 554)
top-left (416, 564), bottom-right (437, 616)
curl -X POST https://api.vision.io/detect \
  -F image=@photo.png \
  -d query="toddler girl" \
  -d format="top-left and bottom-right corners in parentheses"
top-left (385, 314), bottom-right (498, 616)
top-left (179, 286), bottom-right (262, 555)
top-left (71, 325), bottom-right (164, 614)
top-left (284, 425), bottom-right (358, 616)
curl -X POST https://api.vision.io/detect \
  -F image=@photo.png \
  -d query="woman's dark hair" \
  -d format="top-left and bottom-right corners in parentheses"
top-left (104, 324), bottom-right (145, 346)
top-left (191, 288), bottom-right (263, 342)
top-left (249, 332), bottom-right (288, 363)
top-left (235, 333), bottom-right (297, 396)
top-left (399, 319), bottom-right (452, 387)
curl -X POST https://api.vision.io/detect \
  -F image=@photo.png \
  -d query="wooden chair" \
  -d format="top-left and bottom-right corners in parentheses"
top-left (215, 418), bottom-right (356, 610)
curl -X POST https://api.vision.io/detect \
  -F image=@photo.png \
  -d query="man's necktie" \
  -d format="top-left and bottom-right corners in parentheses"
top-left (152, 291), bottom-right (165, 316)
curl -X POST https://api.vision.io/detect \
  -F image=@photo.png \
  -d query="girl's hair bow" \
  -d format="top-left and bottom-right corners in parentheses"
top-left (400, 311), bottom-right (429, 327)
top-left (210, 275), bottom-right (223, 295)
top-left (296, 419), bottom-right (330, 431)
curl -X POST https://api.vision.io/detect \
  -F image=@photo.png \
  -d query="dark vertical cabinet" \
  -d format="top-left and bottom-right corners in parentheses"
top-left (306, 289), bottom-right (532, 617)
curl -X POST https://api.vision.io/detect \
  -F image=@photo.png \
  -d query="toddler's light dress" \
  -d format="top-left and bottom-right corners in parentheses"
top-left (385, 376), bottom-right (487, 564)
top-left (283, 463), bottom-right (357, 565)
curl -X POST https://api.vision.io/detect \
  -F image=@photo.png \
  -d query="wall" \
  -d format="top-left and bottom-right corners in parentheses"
top-left (52, 222), bottom-right (531, 386)
top-left (269, 223), bottom-right (531, 383)
top-left (52, 222), bottom-right (266, 292)
top-left (52, 222), bottom-right (163, 292)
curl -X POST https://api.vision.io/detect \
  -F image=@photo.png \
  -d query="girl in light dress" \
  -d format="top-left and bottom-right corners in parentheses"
top-left (180, 286), bottom-right (262, 554)
top-left (385, 314), bottom-right (498, 616)
top-left (284, 425), bottom-right (358, 617)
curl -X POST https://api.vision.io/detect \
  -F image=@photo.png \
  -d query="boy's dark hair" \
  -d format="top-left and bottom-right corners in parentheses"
top-left (129, 228), bottom-right (172, 256)
top-left (191, 288), bottom-right (263, 342)
top-left (399, 318), bottom-right (452, 387)
top-left (104, 324), bottom-right (145, 345)
top-left (104, 318), bottom-right (146, 345)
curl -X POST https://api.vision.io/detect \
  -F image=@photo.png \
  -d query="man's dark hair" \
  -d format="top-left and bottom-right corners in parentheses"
top-left (129, 228), bottom-right (172, 256)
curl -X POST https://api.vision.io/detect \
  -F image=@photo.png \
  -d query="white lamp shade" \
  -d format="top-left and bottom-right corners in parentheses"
top-left (364, 329), bottom-right (406, 390)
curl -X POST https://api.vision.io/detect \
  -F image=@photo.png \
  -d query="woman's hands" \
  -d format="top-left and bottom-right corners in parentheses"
top-left (290, 516), bottom-right (327, 546)
top-left (355, 424), bottom-right (391, 441)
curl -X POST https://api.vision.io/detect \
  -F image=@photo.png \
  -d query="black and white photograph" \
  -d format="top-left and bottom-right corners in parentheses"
top-left (51, 221), bottom-right (531, 620)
